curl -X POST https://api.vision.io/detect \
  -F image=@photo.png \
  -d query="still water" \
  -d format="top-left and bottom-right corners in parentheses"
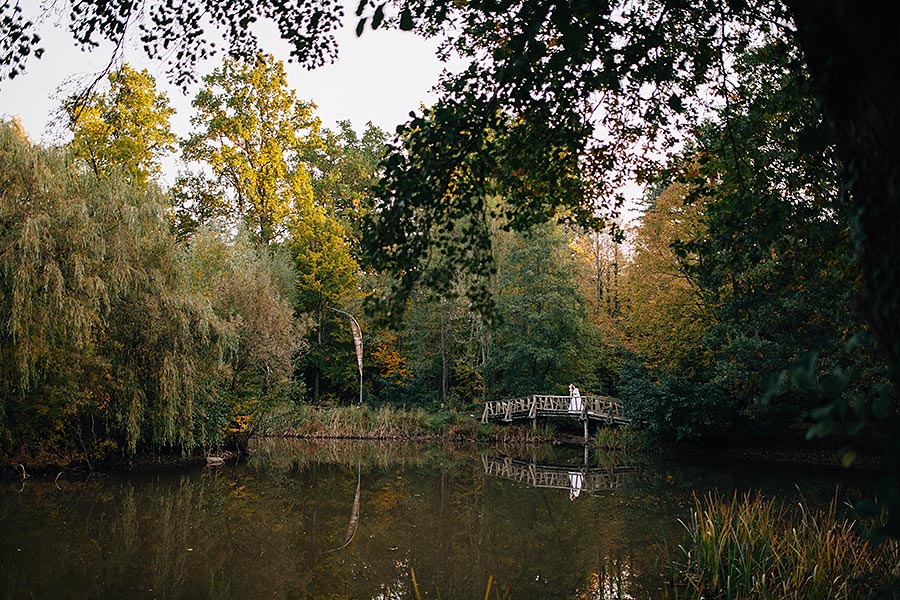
top-left (1, 440), bottom-right (878, 599)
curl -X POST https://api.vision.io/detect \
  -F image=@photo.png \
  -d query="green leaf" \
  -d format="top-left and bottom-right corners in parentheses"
top-left (759, 370), bottom-right (785, 404)
top-left (806, 420), bottom-right (834, 440)
top-left (810, 404), bottom-right (832, 421)
top-left (790, 350), bottom-right (819, 390)
top-left (399, 6), bottom-right (414, 31)
top-left (844, 331), bottom-right (862, 353)
top-left (841, 450), bottom-right (857, 467)
top-left (371, 4), bottom-right (385, 29)
top-left (820, 369), bottom-right (849, 397)
top-left (847, 420), bottom-right (865, 436)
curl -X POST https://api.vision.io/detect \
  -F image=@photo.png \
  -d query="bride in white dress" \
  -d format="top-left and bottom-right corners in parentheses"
top-left (568, 384), bottom-right (582, 413)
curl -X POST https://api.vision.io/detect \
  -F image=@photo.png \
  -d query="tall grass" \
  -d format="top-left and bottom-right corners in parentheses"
top-left (670, 492), bottom-right (900, 599)
top-left (593, 426), bottom-right (650, 451)
top-left (257, 404), bottom-right (445, 439)
top-left (256, 403), bottom-right (559, 443)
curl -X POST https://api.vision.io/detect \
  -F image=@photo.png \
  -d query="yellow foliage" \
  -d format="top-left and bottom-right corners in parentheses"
top-left (371, 333), bottom-right (410, 384)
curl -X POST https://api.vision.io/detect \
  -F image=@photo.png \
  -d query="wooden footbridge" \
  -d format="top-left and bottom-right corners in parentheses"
top-left (482, 455), bottom-right (638, 496)
top-left (481, 394), bottom-right (629, 441)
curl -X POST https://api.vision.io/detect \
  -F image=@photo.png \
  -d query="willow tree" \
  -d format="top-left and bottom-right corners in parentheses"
top-left (5, 0), bottom-right (900, 392)
top-left (182, 53), bottom-right (321, 246)
top-left (185, 228), bottom-right (307, 414)
top-left (0, 120), bottom-right (228, 457)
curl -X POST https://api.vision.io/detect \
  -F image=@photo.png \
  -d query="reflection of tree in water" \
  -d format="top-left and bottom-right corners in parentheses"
top-left (11, 442), bottom-right (855, 599)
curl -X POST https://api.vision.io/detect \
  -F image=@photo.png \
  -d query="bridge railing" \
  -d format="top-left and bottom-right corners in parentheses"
top-left (481, 394), bottom-right (628, 424)
top-left (482, 455), bottom-right (638, 492)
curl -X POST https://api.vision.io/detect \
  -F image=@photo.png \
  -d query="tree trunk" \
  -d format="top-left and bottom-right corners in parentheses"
top-left (440, 301), bottom-right (449, 404)
top-left (787, 0), bottom-right (900, 385)
top-left (315, 302), bottom-right (322, 401)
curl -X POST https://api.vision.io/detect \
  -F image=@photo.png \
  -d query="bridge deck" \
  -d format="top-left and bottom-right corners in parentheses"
top-left (481, 394), bottom-right (629, 426)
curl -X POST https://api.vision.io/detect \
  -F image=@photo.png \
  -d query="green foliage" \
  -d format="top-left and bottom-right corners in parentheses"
top-left (486, 223), bottom-right (607, 398)
top-left (362, 0), bottom-right (792, 317)
top-left (289, 201), bottom-right (362, 403)
top-left (618, 359), bottom-right (729, 442)
top-left (181, 53), bottom-right (321, 245)
top-left (398, 289), bottom-right (486, 407)
top-left (616, 39), bottom-right (888, 444)
top-left (619, 182), bottom-right (711, 377)
top-left (185, 227), bottom-right (308, 410)
top-left (0, 0), bottom-right (344, 86)
top-left (309, 120), bottom-right (387, 255)
top-left (65, 64), bottom-right (176, 186)
top-left (0, 118), bottom-right (311, 461)
top-left (290, 205), bottom-right (359, 312)
top-left (0, 120), bottom-right (227, 456)
top-left (762, 337), bottom-right (900, 539)
top-left (670, 493), bottom-right (900, 599)
top-left (592, 427), bottom-right (650, 452)
top-left (389, 219), bottom-right (611, 407)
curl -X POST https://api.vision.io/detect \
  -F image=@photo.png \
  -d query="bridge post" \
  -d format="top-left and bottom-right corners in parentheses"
top-left (583, 418), bottom-right (589, 444)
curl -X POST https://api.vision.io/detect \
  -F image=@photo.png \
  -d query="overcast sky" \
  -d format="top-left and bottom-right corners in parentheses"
top-left (0, 10), bottom-right (455, 143)
top-left (0, 8), bottom-right (642, 222)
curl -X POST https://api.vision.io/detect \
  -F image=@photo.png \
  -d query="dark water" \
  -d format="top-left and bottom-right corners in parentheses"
top-left (1, 440), bottom-right (878, 599)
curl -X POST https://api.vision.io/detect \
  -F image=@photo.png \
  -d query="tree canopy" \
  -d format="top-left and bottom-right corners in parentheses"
top-left (182, 53), bottom-right (321, 245)
top-left (2, 0), bottom-right (899, 535)
top-left (66, 64), bottom-right (176, 186)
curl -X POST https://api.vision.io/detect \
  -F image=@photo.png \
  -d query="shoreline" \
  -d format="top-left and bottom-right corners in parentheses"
top-left (2, 428), bottom-right (886, 480)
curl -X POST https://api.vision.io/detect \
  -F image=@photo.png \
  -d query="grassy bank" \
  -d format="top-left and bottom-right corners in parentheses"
top-left (668, 493), bottom-right (900, 599)
top-left (255, 403), bottom-right (559, 444)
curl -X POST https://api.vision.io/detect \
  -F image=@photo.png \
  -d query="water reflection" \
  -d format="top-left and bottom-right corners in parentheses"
top-left (481, 453), bottom-right (638, 498)
top-left (0, 439), bottom-right (879, 600)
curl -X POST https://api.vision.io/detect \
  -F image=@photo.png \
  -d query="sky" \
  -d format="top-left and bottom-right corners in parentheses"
top-left (0, 7), bottom-right (643, 224)
top-left (0, 9), bottom-right (456, 143)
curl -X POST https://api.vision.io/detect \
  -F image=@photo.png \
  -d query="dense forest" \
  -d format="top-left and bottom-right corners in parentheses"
top-left (0, 58), bottom-right (599, 461)
top-left (0, 42), bottom-right (889, 466)
top-left (2, 0), bottom-right (899, 543)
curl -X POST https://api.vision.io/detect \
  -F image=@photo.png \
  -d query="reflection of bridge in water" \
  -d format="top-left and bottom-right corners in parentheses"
top-left (481, 455), bottom-right (638, 497)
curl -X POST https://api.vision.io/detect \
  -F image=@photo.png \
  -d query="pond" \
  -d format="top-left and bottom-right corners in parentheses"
top-left (0, 440), bottom-right (878, 599)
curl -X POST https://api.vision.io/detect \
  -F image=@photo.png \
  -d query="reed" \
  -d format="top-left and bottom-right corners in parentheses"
top-left (669, 492), bottom-right (900, 599)
top-left (257, 403), bottom-right (556, 444)
top-left (593, 427), bottom-right (650, 451)
top-left (409, 568), bottom-right (510, 600)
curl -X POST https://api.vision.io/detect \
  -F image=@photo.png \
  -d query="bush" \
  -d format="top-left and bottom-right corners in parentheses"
top-left (618, 359), bottom-right (732, 441)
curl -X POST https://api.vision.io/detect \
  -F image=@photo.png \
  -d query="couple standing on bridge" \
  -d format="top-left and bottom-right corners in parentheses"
top-left (568, 384), bottom-right (584, 501)
top-left (568, 384), bottom-right (582, 413)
